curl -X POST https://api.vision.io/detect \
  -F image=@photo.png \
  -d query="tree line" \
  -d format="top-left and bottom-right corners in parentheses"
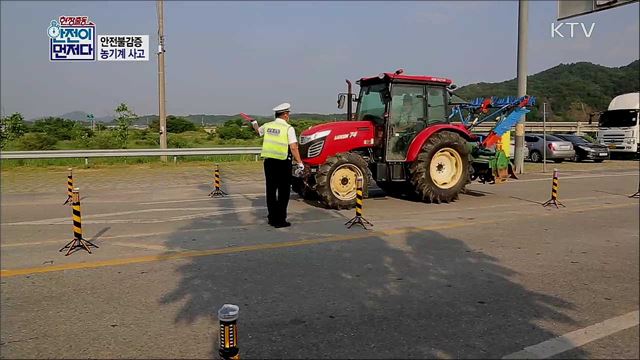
top-left (0, 103), bottom-right (325, 151)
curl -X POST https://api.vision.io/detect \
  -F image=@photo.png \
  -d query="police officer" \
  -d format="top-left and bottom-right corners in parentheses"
top-left (249, 103), bottom-right (304, 228)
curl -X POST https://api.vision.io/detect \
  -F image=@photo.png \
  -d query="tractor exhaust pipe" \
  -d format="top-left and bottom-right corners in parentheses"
top-left (346, 79), bottom-right (353, 121)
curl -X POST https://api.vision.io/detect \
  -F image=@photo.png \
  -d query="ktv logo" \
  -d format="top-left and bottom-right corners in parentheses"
top-left (48, 16), bottom-right (96, 61)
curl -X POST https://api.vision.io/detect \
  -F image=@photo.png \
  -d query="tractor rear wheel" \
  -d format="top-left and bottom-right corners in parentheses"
top-left (315, 152), bottom-right (369, 209)
top-left (409, 131), bottom-right (470, 203)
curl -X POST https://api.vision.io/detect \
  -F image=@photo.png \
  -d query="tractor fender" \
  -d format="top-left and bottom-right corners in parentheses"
top-left (405, 124), bottom-right (477, 162)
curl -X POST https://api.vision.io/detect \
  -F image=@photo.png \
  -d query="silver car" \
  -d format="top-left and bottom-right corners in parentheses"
top-left (510, 139), bottom-right (529, 160)
top-left (525, 134), bottom-right (575, 163)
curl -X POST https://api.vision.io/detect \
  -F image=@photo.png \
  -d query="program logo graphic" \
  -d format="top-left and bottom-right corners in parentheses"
top-left (48, 16), bottom-right (96, 61)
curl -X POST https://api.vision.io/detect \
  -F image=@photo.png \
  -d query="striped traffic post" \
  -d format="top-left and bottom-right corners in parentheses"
top-left (345, 176), bottom-right (373, 229)
top-left (218, 304), bottom-right (240, 360)
top-left (63, 168), bottom-right (73, 205)
top-left (542, 168), bottom-right (565, 208)
top-left (209, 164), bottom-right (228, 197)
top-left (59, 188), bottom-right (99, 256)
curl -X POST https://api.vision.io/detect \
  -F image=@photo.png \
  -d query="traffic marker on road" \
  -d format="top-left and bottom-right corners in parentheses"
top-left (209, 164), bottom-right (228, 198)
top-left (59, 188), bottom-right (99, 256)
top-left (63, 168), bottom-right (73, 205)
top-left (218, 304), bottom-right (240, 360)
top-left (630, 181), bottom-right (639, 198)
top-left (345, 176), bottom-right (373, 229)
top-left (542, 168), bottom-right (565, 208)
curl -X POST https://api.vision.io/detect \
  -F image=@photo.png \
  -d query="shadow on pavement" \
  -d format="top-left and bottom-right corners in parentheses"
top-left (88, 226), bottom-right (111, 244)
top-left (509, 195), bottom-right (545, 205)
top-left (158, 185), bottom-right (583, 359)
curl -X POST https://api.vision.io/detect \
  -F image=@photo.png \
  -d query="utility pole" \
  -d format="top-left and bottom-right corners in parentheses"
top-left (157, 0), bottom-right (168, 162)
top-left (514, 0), bottom-right (528, 174)
top-left (543, 102), bottom-right (547, 173)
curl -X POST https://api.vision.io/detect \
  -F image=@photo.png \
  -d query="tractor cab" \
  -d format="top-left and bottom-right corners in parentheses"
top-left (338, 69), bottom-right (457, 162)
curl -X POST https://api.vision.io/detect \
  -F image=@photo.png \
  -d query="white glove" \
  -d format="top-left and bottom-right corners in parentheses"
top-left (296, 163), bottom-right (305, 172)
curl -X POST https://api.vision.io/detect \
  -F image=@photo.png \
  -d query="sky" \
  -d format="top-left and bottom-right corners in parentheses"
top-left (1, 1), bottom-right (639, 119)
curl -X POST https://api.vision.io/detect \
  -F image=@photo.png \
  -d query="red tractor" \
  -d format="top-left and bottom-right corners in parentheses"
top-left (292, 69), bottom-right (531, 209)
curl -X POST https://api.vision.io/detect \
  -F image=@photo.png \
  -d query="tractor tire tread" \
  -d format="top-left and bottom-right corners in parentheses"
top-left (315, 152), bottom-right (371, 209)
top-left (409, 131), bottom-right (470, 204)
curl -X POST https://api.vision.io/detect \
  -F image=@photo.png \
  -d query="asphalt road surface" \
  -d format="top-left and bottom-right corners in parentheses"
top-left (1, 160), bottom-right (638, 359)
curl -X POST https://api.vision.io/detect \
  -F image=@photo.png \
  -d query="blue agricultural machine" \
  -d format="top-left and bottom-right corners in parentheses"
top-left (450, 94), bottom-right (537, 183)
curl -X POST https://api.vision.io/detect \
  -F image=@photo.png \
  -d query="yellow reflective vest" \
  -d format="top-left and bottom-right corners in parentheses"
top-left (260, 121), bottom-right (291, 160)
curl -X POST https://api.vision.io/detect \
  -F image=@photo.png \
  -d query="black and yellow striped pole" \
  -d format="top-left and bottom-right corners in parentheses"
top-left (59, 188), bottom-right (99, 256)
top-left (209, 164), bottom-right (228, 197)
top-left (345, 176), bottom-right (373, 229)
top-left (63, 168), bottom-right (74, 205)
top-left (218, 304), bottom-right (240, 360)
top-left (542, 168), bottom-right (565, 208)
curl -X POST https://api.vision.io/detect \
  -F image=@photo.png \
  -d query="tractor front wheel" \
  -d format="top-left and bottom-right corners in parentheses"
top-left (409, 131), bottom-right (470, 203)
top-left (315, 152), bottom-right (369, 209)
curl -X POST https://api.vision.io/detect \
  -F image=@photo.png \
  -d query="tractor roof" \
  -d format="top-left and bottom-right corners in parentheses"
top-left (358, 72), bottom-right (453, 86)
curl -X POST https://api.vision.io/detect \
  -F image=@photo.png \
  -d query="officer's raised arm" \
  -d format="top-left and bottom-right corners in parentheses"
top-left (240, 112), bottom-right (262, 135)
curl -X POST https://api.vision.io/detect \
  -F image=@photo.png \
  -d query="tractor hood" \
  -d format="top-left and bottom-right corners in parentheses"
top-left (300, 121), bottom-right (372, 139)
top-left (299, 121), bottom-right (376, 165)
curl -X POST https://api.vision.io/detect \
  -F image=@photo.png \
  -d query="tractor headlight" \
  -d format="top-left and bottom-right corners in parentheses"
top-left (300, 130), bottom-right (331, 145)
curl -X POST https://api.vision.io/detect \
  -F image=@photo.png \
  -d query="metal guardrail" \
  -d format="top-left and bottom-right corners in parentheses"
top-left (461, 121), bottom-right (598, 133)
top-left (0, 147), bottom-right (262, 160)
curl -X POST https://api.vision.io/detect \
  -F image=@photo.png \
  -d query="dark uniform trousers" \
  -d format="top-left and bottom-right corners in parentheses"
top-left (263, 157), bottom-right (292, 224)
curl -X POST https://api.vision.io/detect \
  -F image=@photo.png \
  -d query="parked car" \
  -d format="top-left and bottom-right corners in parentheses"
top-left (525, 134), bottom-right (575, 163)
top-left (509, 139), bottom-right (529, 160)
top-left (554, 134), bottom-right (609, 162)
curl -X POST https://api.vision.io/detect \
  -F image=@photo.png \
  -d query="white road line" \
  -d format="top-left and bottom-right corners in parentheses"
top-left (503, 172), bottom-right (638, 184)
top-left (110, 242), bottom-right (172, 251)
top-left (503, 310), bottom-right (639, 359)
top-left (1, 207), bottom-right (266, 226)
top-left (1, 207), bottom-right (234, 225)
top-left (143, 173), bottom-right (639, 205)
top-left (2, 191), bottom-right (634, 227)
top-left (139, 193), bottom-right (265, 205)
top-left (0, 217), bottom-right (345, 248)
top-left (2, 196), bottom-right (635, 248)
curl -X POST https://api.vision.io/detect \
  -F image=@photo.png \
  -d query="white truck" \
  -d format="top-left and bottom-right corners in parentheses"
top-left (597, 92), bottom-right (640, 158)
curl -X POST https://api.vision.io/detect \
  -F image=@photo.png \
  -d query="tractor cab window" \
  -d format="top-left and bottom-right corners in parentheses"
top-left (427, 87), bottom-right (446, 124)
top-left (387, 84), bottom-right (426, 161)
top-left (357, 83), bottom-right (387, 123)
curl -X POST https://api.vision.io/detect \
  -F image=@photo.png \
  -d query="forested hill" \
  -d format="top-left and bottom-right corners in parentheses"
top-left (131, 113), bottom-right (347, 126)
top-left (455, 60), bottom-right (639, 122)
